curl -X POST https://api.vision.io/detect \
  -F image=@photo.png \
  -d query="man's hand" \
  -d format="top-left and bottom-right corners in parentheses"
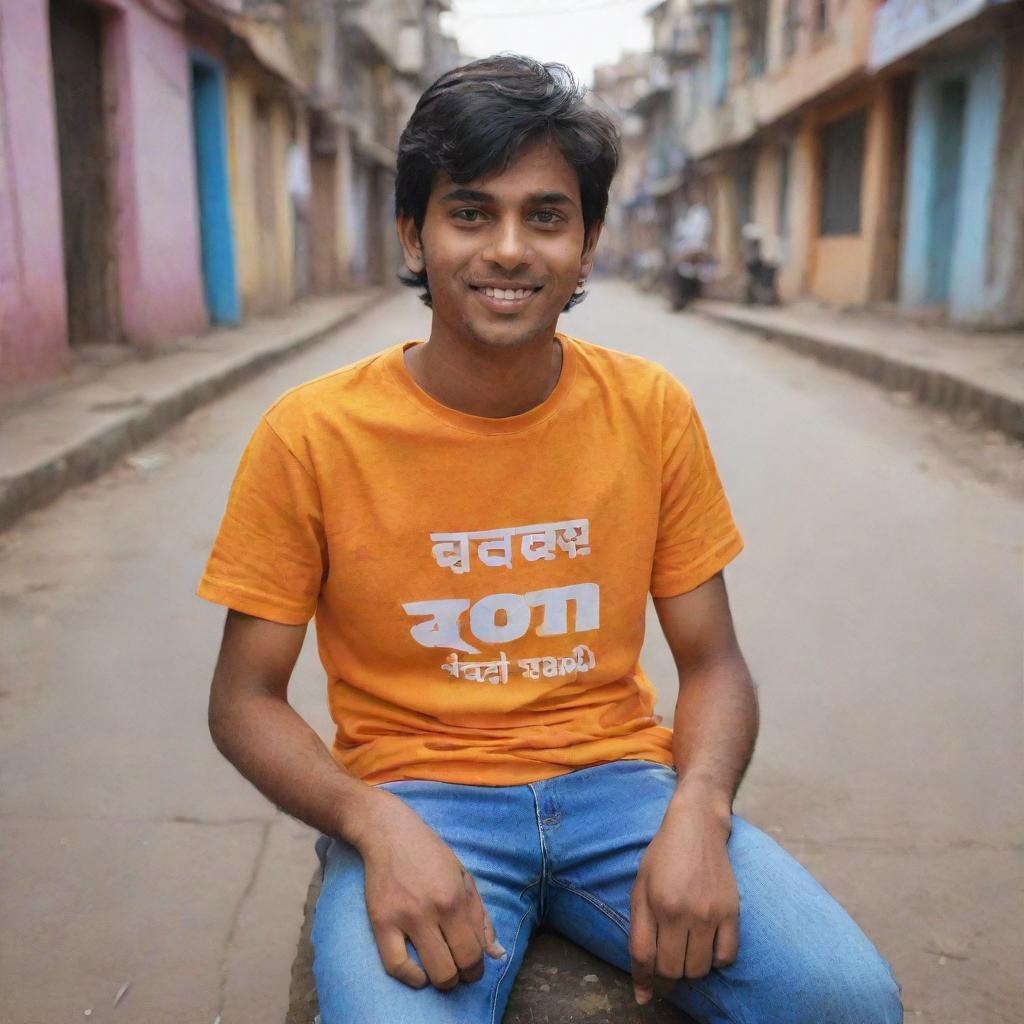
top-left (629, 797), bottom-right (739, 1005)
top-left (355, 789), bottom-right (506, 991)
top-left (207, 610), bottom-right (505, 993)
top-left (631, 575), bottom-right (756, 1004)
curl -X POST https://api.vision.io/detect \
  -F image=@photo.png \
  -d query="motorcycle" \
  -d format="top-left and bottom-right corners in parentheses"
top-left (667, 249), bottom-right (715, 311)
top-left (741, 224), bottom-right (780, 306)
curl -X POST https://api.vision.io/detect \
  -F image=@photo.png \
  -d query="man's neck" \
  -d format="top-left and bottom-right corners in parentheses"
top-left (404, 326), bottom-right (564, 419)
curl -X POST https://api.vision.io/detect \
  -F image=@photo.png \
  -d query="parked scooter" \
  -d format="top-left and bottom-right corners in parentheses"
top-left (667, 197), bottom-right (715, 310)
top-left (668, 252), bottom-right (713, 310)
top-left (741, 224), bottom-right (780, 305)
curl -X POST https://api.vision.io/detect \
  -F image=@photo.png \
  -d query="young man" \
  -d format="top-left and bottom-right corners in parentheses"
top-left (199, 57), bottom-right (902, 1024)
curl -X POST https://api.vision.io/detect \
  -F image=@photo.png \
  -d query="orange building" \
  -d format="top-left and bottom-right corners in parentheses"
top-left (684, 0), bottom-right (906, 307)
top-left (677, 0), bottom-right (1024, 326)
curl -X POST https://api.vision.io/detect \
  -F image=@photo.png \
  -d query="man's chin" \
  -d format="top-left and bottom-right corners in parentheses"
top-left (462, 309), bottom-right (562, 350)
top-left (466, 321), bottom-right (553, 350)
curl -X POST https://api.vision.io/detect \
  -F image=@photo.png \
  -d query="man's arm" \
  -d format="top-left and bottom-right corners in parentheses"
top-left (628, 572), bottom-right (758, 1005)
top-left (208, 610), bottom-right (504, 991)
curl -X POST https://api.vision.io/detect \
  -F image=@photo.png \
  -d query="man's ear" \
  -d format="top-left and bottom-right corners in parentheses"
top-left (581, 221), bottom-right (604, 278)
top-left (397, 213), bottom-right (425, 274)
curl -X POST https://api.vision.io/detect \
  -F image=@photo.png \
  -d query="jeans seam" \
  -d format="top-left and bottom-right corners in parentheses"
top-left (489, 904), bottom-right (534, 1024)
top-left (549, 876), bottom-right (630, 931)
top-left (547, 877), bottom-right (743, 1024)
top-left (517, 878), bottom-right (542, 902)
top-left (526, 783), bottom-right (549, 919)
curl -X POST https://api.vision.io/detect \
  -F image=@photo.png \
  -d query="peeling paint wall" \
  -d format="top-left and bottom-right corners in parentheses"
top-left (0, 0), bottom-right (70, 388)
top-left (899, 37), bottom-right (1005, 322)
top-left (987, 31), bottom-right (1024, 326)
top-left (0, 0), bottom-right (208, 390)
top-left (226, 66), bottom-right (294, 314)
top-left (807, 84), bottom-right (895, 307)
top-left (105, 0), bottom-right (207, 347)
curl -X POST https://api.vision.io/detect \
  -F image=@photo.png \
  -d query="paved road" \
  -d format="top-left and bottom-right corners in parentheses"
top-left (2, 281), bottom-right (1021, 1024)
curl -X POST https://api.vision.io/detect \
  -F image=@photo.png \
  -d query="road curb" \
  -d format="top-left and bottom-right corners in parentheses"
top-left (694, 306), bottom-right (1024, 443)
top-left (0, 292), bottom-right (383, 533)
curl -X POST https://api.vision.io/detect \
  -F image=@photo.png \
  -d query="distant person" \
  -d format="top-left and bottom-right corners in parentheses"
top-left (671, 185), bottom-right (712, 263)
top-left (198, 56), bottom-right (902, 1024)
top-left (286, 118), bottom-right (312, 297)
top-left (668, 183), bottom-right (714, 308)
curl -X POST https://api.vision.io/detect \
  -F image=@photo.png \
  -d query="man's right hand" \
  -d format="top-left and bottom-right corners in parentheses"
top-left (354, 789), bottom-right (506, 991)
top-left (206, 612), bottom-right (504, 991)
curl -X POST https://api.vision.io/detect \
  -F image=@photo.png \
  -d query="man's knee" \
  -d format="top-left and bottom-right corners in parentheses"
top-left (789, 950), bottom-right (903, 1024)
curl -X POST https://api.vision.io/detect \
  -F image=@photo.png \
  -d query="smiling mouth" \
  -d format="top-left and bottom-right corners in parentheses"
top-left (469, 284), bottom-right (543, 301)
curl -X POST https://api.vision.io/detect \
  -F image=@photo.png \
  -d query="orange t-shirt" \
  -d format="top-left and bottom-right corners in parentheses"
top-left (197, 333), bottom-right (743, 786)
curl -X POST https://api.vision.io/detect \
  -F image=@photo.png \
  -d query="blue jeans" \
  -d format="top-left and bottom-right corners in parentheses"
top-left (312, 761), bottom-right (902, 1023)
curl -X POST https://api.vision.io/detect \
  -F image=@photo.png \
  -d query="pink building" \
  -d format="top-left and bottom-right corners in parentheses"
top-left (0, 0), bottom-right (208, 390)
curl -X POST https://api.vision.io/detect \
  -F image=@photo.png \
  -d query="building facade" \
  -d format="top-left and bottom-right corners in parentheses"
top-left (1, 0), bottom-right (209, 388)
top-left (1, 0), bottom-right (461, 392)
top-left (871, 0), bottom-right (1024, 326)
top-left (611, 0), bottom-right (1024, 327)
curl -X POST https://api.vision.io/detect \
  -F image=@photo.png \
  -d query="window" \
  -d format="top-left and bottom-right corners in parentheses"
top-left (782, 0), bottom-right (801, 60)
top-left (709, 7), bottom-right (732, 107)
top-left (777, 142), bottom-right (792, 238)
top-left (741, 0), bottom-right (768, 78)
top-left (748, 34), bottom-right (767, 78)
top-left (814, 0), bottom-right (830, 33)
top-left (735, 159), bottom-right (756, 229)
top-left (819, 110), bottom-right (866, 236)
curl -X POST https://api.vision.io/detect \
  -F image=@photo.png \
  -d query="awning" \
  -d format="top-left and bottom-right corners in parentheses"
top-left (184, 0), bottom-right (307, 92)
top-left (868, 0), bottom-right (1009, 70)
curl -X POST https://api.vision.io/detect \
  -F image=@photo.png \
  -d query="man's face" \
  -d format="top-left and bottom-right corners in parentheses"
top-left (399, 139), bottom-right (600, 351)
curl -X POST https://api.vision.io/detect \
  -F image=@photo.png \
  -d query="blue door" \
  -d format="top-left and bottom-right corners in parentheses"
top-left (925, 79), bottom-right (967, 306)
top-left (190, 54), bottom-right (239, 324)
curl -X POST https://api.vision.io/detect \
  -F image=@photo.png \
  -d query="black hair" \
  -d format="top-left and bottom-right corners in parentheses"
top-left (395, 54), bottom-right (620, 310)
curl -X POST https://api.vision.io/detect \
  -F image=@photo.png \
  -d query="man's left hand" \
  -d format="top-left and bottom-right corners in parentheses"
top-left (628, 798), bottom-right (739, 1005)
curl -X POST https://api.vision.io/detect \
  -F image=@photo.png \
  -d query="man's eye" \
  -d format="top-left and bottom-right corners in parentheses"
top-left (531, 210), bottom-right (563, 225)
top-left (453, 209), bottom-right (485, 222)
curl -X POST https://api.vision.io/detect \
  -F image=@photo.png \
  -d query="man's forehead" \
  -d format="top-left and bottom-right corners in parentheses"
top-left (430, 140), bottom-right (581, 206)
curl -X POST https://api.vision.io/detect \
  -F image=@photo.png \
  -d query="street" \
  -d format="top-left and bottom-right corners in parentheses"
top-left (1, 279), bottom-right (1021, 1024)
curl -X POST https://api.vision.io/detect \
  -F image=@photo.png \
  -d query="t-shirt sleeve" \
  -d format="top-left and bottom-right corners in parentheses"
top-left (650, 380), bottom-right (743, 598)
top-left (197, 416), bottom-right (327, 625)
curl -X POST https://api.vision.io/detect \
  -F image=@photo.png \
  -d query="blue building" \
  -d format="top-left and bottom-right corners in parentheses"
top-left (871, 0), bottom-right (1024, 327)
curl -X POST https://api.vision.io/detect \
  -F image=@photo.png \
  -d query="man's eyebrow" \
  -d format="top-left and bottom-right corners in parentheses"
top-left (440, 188), bottom-right (493, 203)
top-left (527, 191), bottom-right (576, 208)
top-left (438, 188), bottom-right (578, 209)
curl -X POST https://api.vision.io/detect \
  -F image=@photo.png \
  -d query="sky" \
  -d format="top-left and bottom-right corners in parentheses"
top-left (442, 0), bottom-right (655, 88)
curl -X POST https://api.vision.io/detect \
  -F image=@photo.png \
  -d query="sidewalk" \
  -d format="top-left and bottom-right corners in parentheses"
top-left (0, 290), bottom-right (383, 531)
top-left (694, 299), bottom-right (1024, 443)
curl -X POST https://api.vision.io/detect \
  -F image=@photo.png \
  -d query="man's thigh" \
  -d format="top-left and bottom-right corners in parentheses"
top-left (540, 761), bottom-right (902, 1024)
top-left (311, 780), bottom-right (542, 1024)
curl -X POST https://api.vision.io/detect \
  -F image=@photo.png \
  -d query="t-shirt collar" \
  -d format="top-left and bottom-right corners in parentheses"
top-left (385, 333), bottom-right (577, 436)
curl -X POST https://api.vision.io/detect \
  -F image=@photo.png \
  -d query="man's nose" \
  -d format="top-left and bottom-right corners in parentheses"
top-left (483, 216), bottom-right (531, 270)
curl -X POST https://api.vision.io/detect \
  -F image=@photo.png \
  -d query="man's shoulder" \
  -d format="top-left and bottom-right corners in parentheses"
top-left (567, 334), bottom-right (693, 411)
top-left (261, 342), bottom-right (404, 434)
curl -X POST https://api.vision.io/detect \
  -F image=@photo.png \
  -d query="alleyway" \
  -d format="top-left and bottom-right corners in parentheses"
top-left (1, 281), bottom-right (1021, 1024)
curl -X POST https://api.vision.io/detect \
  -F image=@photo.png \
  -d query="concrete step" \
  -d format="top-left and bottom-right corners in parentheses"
top-left (0, 290), bottom-right (384, 532)
top-left (693, 299), bottom-right (1024, 443)
top-left (286, 871), bottom-right (694, 1024)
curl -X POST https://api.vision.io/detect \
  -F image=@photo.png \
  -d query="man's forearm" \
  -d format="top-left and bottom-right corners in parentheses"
top-left (209, 691), bottom-right (386, 850)
top-left (668, 652), bottom-right (759, 823)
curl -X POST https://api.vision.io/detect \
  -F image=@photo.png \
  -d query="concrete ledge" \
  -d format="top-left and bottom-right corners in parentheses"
top-left (0, 291), bottom-right (383, 532)
top-left (694, 303), bottom-right (1024, 443)
top-left (287, 871), bottom-right (693, 1024)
